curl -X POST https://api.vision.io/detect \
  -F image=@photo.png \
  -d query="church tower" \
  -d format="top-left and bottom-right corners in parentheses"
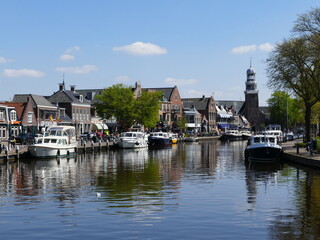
top-left (244, 63), bottom-right (261, 131)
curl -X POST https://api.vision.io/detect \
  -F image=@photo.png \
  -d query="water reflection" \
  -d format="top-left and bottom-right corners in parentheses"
top-left (2, 141), bottom-right (320, 239)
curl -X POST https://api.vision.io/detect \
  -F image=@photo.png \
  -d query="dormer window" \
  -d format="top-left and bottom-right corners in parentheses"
top-left (10, 110), bottom-right (17, 122)
top-left (0, 110), bottom-right (4, 120)
top-left (79, 95), bottom-right (83, 102)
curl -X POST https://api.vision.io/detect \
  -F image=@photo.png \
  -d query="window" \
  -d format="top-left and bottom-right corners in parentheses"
top-left (10, 110), bottom-right (16, 121)
top-left (59, 109), bottom-right (65, 117)
top-left (79, 95), bottom-right (83, 102)
top-left (28, 112), bottom-right (33, 123)
top-left (0, 110), bottom-right (3, 120)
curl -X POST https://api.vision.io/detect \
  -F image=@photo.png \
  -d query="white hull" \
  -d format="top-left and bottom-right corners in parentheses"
top-left (29, 144), bottom-right (77, 158)
top-left (118, 140), bottom-right (148, 149)
top-left (117, 132), bottom-right (148, 149)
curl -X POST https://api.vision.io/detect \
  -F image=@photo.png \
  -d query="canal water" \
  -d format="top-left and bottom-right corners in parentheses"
top-left (1, 140), bottom-right (320, 239)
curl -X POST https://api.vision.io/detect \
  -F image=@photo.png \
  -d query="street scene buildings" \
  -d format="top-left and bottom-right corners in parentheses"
top-left (0, 65), bottom-right (268, 141)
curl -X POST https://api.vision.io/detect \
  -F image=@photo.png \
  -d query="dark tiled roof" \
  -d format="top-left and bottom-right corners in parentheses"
top-left (181, 97), bottom-right (211, 111)
top-left (215, 100), bottom-right (245, 114)
top-left (143, 87), bottom-right (175, 102)
top-left (12, 94), bottom-right (57, 108)
top-left (76, 89), bottom-right (103, 104)
top-left (48, 90), bottom-right (91, 104)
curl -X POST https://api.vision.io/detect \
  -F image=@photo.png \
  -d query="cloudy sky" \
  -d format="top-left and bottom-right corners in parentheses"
top-left (0, 0), bottom-right (318, 105)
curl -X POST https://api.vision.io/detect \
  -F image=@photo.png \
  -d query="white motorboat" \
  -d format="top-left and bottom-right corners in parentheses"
top-left (244, 134), bottom-right (283, 163)
top-left (148, 132), bottom-right (172, 147)
top-left (28, 125), bottom-right (77, 158)
top-left (219, 129), bottom-right (242, 141)
top-left (117, 132), bottom-right (148, 148)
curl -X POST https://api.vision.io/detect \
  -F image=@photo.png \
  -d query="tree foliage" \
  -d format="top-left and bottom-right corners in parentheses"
top-left (267, 91), bottom-right (303, 130)
top-left (95, 84), bottom-right (136, 130)
top-left (135, 90), bottom-right (162, 128)
top-left (94, 84), bottom-right (161, 130)
top-left (266, 7), bottom-right (320, 141)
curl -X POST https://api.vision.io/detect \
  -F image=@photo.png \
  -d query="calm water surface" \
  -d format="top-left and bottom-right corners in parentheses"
top-left (1, 140), bottom-right (320, 239)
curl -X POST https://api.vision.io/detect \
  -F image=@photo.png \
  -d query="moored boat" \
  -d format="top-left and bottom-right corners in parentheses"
top-left (184, 135), bottom-right (199, 142)
top-left (219, 129), bottom-right (242, 141)
top-left (244, 134), bottom-right (283, 163)
top-left (117, 131), bottom-right (148, 149)
top-left (28, 125), bottom-right (77, 158)
top-left (148, 132), bottom-right (172, 147)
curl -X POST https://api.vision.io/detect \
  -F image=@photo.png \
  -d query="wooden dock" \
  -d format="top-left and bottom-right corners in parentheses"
top-left (0, 141), bottom-right (116, 161)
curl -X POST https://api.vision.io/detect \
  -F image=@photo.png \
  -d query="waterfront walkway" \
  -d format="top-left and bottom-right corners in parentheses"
top-left (281, 139), bottom-right (320, 169)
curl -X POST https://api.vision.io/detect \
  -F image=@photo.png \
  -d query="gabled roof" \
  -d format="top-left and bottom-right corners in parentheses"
top-left (143, 87), bottom-right (176, 102)
top-left (76, 89), bottom-right (103, 104)
top-left (12, 94), bottom-right (57, 109)
top-left (48, 90), bottom-right (91, 104)
top-left (215, 100), bottom-right (245, 114)
top-left (0, 102), bottom-right (26, 119)
top-left (182, 96), bottom-right (212, 111)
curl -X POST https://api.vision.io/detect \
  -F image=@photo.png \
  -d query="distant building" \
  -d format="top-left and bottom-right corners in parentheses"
top-left (238, 64), bottom-right (266, 131)
top-left (47, 82), bottom-right (91, 137)
top-left (12, 94), bottom-right (58, 133)
top-left (181, 95), bottom-right (217, 132)
top-left (141, 85), bottom-right (183, 131)
top-left (0, 104), bottom-right (21, 140)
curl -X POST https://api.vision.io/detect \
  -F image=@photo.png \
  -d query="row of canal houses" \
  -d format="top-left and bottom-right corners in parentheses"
top-left (0, 81), bottom-right (250, 141)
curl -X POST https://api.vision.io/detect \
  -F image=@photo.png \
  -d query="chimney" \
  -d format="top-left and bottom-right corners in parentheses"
top-left (70, 85), bottom-right (76, 92)
top-left (59, 82), bottom-right (65, 91)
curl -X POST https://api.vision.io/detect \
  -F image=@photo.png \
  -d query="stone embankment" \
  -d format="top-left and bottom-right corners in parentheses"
top-left (281, 140), bottom-right (320, 169)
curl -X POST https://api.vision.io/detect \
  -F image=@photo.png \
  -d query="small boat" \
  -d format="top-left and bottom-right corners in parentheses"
top-left (184, 135), bottom-right (198, 142)
top-left (148, 132), bottom-right (172, 147)
top-left (169, 133), bottom-right (178, 144)
top-left (244, 134), bottom-right (283, 163)
top-left (219, 129), bottom-right (242, 141)
top-left (28, 125), bottom-right (77, 158)
top-left (117, 131), bottom-right (148, 149)
top-left (240, 129), bottom-right (252, 140)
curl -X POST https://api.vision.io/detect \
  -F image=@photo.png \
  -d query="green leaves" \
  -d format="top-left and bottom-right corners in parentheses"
top-left (94, 84), bottom-right (161, 130)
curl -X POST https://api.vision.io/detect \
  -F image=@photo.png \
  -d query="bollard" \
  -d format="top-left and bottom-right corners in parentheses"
top-left (296, 143), bottom-right (299, 154)
top-left (16, 146), bottom-right (20, 159)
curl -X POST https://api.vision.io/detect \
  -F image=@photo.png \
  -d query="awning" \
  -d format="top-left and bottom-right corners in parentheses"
top-left (218, 113), bottom-right (231, 118)
top-left (218, 123), bottom-right (230, 129)
top-left (92, 123), bottom-right (108, 130)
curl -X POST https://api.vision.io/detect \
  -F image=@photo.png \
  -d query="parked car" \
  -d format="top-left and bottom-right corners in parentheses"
top-left (80, 132), bottom-right (94, 141)
top-left (15, 132), bottom-right (35, 144)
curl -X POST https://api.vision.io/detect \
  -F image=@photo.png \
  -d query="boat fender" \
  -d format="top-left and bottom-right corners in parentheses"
top-left (135, 141), bottom-right (139, 145)
top-left (67, 150), bottom-right (70, 156)
top-left (57, 150), bottom-right (60, 156)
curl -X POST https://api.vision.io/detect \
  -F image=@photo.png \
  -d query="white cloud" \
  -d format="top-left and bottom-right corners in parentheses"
top-left (113, 42), bottom-right (167, 55)
top-left (59, 54), bottom-right (75, 61)
top-left (3, 68), bottom-right (45, 78)
top-left (55, 65), bottom-right (97, 74)
top-left (231, 44), bottom-right (257, 54)
top-left (231, 43), bottom-right (274, 54)
top-left (164, 77), bottom-right (198, 85)
top-left (0, 57), bottom-right (12, 63)
top-left (258, 43), bottom-right (274, 52)
top-left (115, 75), bottom-right (131, 83)
top-left (66, 46), bottom-right (80, 53)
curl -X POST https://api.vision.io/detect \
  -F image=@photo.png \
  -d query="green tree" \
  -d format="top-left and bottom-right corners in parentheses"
top-left (134, 90), bottom-right (162, 128)
top-left (267, 91), bottom-right (303, 130)
top-left (95, 84), bottom-right (136, 130)
top-left (267, 8), bottom-right (320, 141)
top-left (266, 37), bottom-right (319, 141)
top-left (95, 84), bottom-right (162, 130)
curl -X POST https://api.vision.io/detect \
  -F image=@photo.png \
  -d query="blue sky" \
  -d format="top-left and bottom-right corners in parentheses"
top-left (0, 0), bottom-right (319, 105)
